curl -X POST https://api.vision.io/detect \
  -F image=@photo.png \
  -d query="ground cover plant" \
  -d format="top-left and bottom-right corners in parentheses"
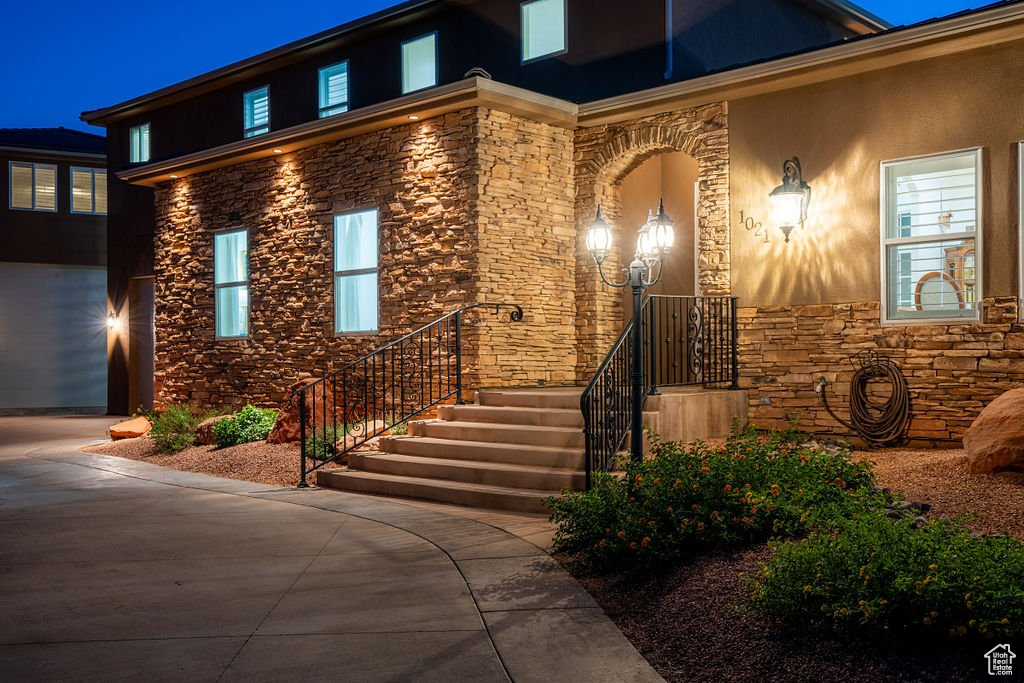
top-left (752, 512), bottom-right (1024, 642)
top-left (213, 405), bottom-right (279, 447)
top-left (550, 429), bottom-right (882, 571)
top-left (150, 403), bottom-right (212, 452)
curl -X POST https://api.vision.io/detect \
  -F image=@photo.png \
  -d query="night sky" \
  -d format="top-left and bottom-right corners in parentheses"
top-left (0, 0), bottom-right (992, 132)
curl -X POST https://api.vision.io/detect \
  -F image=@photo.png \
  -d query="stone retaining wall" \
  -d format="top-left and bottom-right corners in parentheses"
top-left (738, 297), bottom-right (1023, 442)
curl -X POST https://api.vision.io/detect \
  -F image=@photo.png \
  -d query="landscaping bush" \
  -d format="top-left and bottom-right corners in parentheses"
top-left (307, 425), bottom-right (339, 461)
top-left (751, 513), bottom-right (1024, 642)
top-left (213, 405), bottom-right (279, 447)
top-left (150, 404), bottom-right (208, 453)
top-left (549, 430), bottom-right (883, 571)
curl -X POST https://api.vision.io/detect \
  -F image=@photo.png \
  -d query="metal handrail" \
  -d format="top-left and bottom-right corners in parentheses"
top-left (581, 295), bottom-right (740, 489)
top-left (296, 302), bottom-right (524, 486)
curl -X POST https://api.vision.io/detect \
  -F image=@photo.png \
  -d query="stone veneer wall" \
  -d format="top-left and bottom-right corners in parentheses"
top-left (573, 104), bottom-right (730, 376)
top-left (153, 107), bottom-right (576, 408)
top-left (738, 297), bottom-right (1023, 442)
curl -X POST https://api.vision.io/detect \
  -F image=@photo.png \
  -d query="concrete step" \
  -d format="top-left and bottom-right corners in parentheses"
top-left (316, 469), bottom-right (558, 514)
top-left (437, 404), bottom-right (583, 428)
top-left (350, 452), bottom-right (584, 491)
top-left (410, 420), bottom-right (584, 448)
top-left (476, 389), bottom-right (582, 410)
top-left (379, 436), bottom-right (585, 470)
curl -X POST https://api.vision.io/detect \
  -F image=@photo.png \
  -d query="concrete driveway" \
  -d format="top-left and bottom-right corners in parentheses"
top-left (0, 416), bottom-right (661, 682)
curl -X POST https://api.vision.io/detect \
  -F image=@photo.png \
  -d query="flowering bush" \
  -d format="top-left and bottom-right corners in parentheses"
top-left (550, 429), bottom-right (882, 571)
top-left (751, 514), bottom-right (1024, 642)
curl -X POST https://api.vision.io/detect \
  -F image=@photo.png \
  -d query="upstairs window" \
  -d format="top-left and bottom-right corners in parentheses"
top-left (9, 161), bottom-right (57, 212)
top-left (401, 33), bottom-right (437, 94)
top-left (214, 229), bottom-right (249, 338)
top-left (70, 167), bottom-right (107, 215)
top-left (881, 149), bottom-right (981, 323)
top-left (129, 123), bottom-right (150, 163)
top-left (334, 209), bottom-right (379, 334)
top-left (243, 86), bottom-right (270, 138)
top-left (319, 61), bottom-right (350, 118)
top-left (521, 0), bottom-right (566, 62)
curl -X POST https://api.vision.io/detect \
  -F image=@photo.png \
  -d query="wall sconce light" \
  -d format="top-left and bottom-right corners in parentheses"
top-left (769, 157), bottom-right (811, 243)
top-left (107, 312), bottom-right (121, 332)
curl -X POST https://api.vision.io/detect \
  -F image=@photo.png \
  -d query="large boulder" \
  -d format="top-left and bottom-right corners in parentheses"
top-left (109, 416), bottom-right (152, 440)
top-left (964, 388), bottom-right (1024, 473)
top-left (194, 415), bottom-right (233, 445)
top-left (267, 378), bottom-right (327, 444)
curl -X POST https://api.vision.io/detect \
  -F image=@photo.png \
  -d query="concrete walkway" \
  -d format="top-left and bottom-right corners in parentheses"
top-left (0, 416), bottom-right (663, 682)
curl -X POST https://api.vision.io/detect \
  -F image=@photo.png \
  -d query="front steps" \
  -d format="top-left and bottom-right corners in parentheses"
top-left (316, 386), bottom-right (749, 513)
top-left (317, 389), bottom-right (586, 513)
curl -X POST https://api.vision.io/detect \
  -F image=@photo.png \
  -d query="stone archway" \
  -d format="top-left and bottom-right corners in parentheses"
top-left (573, 103), bottom-right (731, 378)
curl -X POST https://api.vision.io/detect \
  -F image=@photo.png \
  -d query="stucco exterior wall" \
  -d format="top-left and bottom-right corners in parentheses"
top-left (728, 39), bottom-right (1024, 440)
top-left (729, 38), bottom-right (1024, 307)
top-left (152, 107), bottom-right (576, 408)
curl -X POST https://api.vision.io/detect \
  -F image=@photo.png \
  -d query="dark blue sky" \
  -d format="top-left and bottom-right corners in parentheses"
top-left (0, 0), bottom-right (989, 133)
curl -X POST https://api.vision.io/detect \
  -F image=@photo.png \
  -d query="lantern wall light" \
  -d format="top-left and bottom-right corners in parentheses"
top-left (768, 157), bottom-right (811, 243)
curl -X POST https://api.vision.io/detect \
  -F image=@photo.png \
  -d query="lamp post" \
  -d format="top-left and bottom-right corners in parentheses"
top-left (585, 200), bottom-right (674, 464)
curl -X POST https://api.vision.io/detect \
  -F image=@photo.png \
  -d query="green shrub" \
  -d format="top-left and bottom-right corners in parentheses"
top-left (751, 513), bottom-right (1024, 642)
top-left (213, 405), bottom-right (279, 447)
top-left (307, 425), bottom-right (339, 461)
top-left (150, 404), bottom-right (206, 453)
top-left (549, 429), bottom-right (883, 571)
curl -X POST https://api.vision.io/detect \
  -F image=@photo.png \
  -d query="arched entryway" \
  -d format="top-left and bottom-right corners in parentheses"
top-left (573, 104), bottom-right (731, 378)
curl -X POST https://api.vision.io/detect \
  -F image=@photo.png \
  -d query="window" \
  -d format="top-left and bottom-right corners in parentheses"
top-left (401, 33), bottom-right (437, 94)
top-left (319, 61), bottom-right (350, 118)
top-left (129, 123), bottom-right (150, 163)
top-left (521, 0), bottom-right (566, 62)
top-left (70, 167), bottom-right (107, 215)
top-left (9, 161), bottom-right (57, 212)
top-left (214, 229), bottom-right (249, 338)
top-left (243, 86), bottom-right (270, 138)
top-left (334, 209), bottom-right (379, 334)
top-left (881, 149), bottom-right (981, 322)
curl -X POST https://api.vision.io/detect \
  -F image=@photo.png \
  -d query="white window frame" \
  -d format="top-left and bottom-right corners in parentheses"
top-left (8, 161), bottom-right (57, 212)
top-left (401, 32), bottom-right (438, 95)
top-left (520, 0), bottom-right (568, 64)
top-left (214, 228), bottom-right (250, 339)
top-left (879, 147), bottom-right (983, 325)
top-left (129, 123), bottom-right (150, 163)
top-left (1019, 141), bottom-right (1023, 320)
top-left (69, 167), bottom-right (106, 215)
top-left (318, 61), bottom-right (350, 118)
top-left (334, 208), bottom-right (380, 336)
top-left (243, 86), bottom-right (270, 138)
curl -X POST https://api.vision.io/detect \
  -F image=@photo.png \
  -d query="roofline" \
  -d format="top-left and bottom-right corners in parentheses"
top-left (578, 0), bottom-right (1024, 124)
top-left (81, 0), bottom-right (438, 126)
top-left (0, 145), bottom-right (105, 161)
top-left (85, 0), bottom-right (889, 126)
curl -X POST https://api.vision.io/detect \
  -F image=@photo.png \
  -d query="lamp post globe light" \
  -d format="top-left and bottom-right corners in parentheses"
top-left (585, 200), bottom-right (675, 464)
top-left (769, 157), bottom-right (811, 243)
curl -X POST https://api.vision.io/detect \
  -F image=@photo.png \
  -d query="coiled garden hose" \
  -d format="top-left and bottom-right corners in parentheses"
top-left (815, 355), bottom-right (911, 447)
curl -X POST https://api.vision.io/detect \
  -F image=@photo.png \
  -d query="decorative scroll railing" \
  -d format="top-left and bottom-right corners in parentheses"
top-left (296, 303), bottom-right (524, 486)
top-left (580, 295), bottom-right (739, 489)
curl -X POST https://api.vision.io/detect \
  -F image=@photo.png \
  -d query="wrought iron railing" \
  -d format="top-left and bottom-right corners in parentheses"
top-left (580, 295), bottom-right (739, 488)
top-left (296, 303), bottom-right (524, 486)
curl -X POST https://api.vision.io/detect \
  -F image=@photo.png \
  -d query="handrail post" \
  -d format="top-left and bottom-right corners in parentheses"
top-left (646, 296), bottom-right (659, 396)
top-left (298, 386), bottom-right (308, 488)
top-left (455, 309), bottom-right (464, 405)
top-left (582, 395), bottom-right (592, 490)
top-left (730, 297), bottom-right (740, 390)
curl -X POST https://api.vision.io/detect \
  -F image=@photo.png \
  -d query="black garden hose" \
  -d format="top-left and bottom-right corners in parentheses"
top-left (815, 355), bottom-right (911, 447)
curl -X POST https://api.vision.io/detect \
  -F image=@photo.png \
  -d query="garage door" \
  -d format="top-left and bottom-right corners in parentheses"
top-left (0, 263), bottom-right (107, 412)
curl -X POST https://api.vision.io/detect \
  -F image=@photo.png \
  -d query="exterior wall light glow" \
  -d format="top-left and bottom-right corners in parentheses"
top-left (585, 199), bottom-right (675, 464)
top-left (769, 157), bottom-right (811, 243)
top-left (272, 148), bottom-right (283, 154)
top-left (408, 115), bottom-right (420, 121)
top-left (107, 312), bottom-right (121, 331)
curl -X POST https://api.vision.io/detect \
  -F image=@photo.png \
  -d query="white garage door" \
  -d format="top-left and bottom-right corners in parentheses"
top-left (0, 263), bottom-right (107, 412)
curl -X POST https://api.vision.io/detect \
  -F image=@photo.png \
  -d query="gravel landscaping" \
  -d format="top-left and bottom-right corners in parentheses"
top-left (562, 447), bottom-right (1024, 683)
top-left (81, 437), bottom-right (337, 487)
